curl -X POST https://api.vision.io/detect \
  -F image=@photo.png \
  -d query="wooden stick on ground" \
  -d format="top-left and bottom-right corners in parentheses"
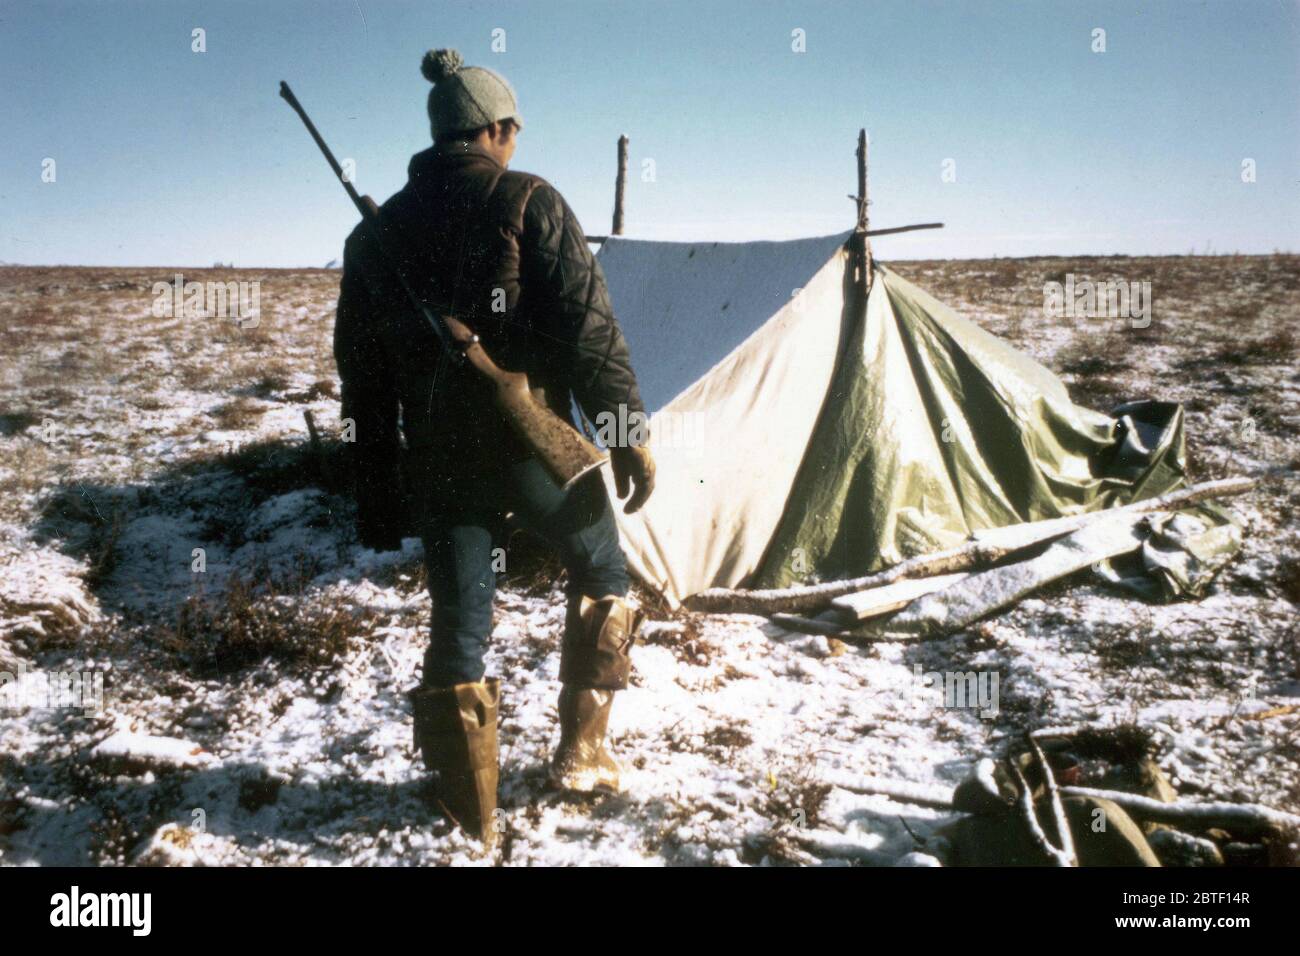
top-left (769, 610), bottom-right (853, 636)
top-left (1059, 786), bottom-right (1300, 836)
top-left (1031, 738), bottom-right (1078, 866)
top-left (686, 477), bottom-right (1253, 615)
top-left (303, 410), bottom-right (328, 484)
top-left (1011, 758), bottom-right (1075, 867)
top-left (818, 771), bottom-right (957, 810)
top-left (819, 773), bottom-right (1300, 839)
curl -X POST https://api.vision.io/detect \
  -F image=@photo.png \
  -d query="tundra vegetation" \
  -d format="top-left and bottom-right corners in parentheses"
top-left (0, 256), bottom-right (1296, 865)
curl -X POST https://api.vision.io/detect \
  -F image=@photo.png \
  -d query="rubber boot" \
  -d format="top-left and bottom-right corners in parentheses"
top-left (550, 595), bottom-right (642, 793)
top-left (409, 678), bottom-right (499, 845)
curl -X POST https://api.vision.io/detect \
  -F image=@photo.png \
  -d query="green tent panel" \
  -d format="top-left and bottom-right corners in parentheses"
top-left (595, 235), bottom-right (1219, 608)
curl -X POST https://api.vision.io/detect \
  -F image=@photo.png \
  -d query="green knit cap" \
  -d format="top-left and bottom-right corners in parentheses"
top-left (421, 48), bottom-right (523, 140)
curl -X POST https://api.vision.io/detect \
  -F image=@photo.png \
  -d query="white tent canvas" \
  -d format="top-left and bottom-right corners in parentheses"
top-left (597, 233), bottom-right (856, 605)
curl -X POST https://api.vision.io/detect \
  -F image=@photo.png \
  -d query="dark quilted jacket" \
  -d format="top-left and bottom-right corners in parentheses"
top-left (334, 141), bottom-right (645, 548)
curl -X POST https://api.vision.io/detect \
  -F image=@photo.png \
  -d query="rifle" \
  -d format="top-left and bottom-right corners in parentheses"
top-left (279, 81), bottom-right (608, 490)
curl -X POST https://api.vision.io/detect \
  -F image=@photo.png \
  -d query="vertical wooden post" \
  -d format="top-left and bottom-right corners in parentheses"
top-left (857, 129), bottom-right (868, 226)
top-left (854, 128), bottom-right (873, 293)
top-left (612, 134), bottom-right (629, 236)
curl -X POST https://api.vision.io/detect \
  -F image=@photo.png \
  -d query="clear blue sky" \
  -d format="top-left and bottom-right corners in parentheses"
top-left (1, 0), bottom-right (1296, 266)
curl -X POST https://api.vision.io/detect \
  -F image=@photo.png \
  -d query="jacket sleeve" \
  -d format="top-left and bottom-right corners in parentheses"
top-left (519, 182), bottom-right (647, 440)
top-left (334, 240), bottom-right (405, 551)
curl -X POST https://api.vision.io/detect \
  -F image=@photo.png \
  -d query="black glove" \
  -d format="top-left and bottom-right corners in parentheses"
top-left (609, 445), bottom-right (655, 514)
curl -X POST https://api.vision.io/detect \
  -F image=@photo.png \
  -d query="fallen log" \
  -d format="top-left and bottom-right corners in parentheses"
top-left (686, 477), bottom-right (1252, 615)
top-left (773, 572), bottom-right (967, 637)
top-left (830, 571), bottom-right (969, 621)
top-left (865, 510), bottom-right (1149, 641)
top-left (691, 540), bottom-right (1005, 616)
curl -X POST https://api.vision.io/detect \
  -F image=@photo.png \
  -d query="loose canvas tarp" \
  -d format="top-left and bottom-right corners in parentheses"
top-left (596, 234), bottom-right (1236, 608)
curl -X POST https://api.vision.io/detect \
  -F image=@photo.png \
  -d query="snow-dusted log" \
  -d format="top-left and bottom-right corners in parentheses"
top-left (1060, 786), bottom-right (1300, 836)
top-left (821, 771), bottom-right (958, 809)
top-left (830, 572), bottom-right (969, 621)
top-left (789, 830), bottom-right (890, 865)
top-left (685, 477), bottom-right (1253, 615)
top-left (866, 511), bottom-right (1149, 641)
top-left (691, 539), bottom-right (1015, 615)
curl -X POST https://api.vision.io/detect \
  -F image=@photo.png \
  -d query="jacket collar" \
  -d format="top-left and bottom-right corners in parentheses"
top-left (408, 141), bottom-right (503, 182)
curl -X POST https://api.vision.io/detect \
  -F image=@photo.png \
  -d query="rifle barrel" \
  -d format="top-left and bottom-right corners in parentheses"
top-left (280, 80), bottom-right (458, 359)
top-left (280, 82), bottom-right (370, 220)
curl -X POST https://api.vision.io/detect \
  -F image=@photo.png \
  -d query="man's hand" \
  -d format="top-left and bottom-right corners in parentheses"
top-left (610, 445), bottom-right (655, 514)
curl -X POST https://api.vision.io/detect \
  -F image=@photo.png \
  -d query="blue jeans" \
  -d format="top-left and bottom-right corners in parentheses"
top-left (418, 457), bottom-right (630, 687)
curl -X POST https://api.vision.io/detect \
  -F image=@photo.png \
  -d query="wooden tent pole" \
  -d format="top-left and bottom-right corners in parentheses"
top-left (612, 134), bottom-right (629, 236)
top-left (857, 130), bottom-right (868, 225)
top-left (587, 128), bottom-right (943, 246)
top-left (854, 128), bottom-right (872, 293)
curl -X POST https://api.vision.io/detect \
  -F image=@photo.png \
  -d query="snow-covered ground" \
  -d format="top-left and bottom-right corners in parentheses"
top-left (0, 258), bottom-right (1296, 865)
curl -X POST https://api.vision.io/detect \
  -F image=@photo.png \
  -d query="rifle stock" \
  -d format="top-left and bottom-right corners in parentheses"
top-left (280, 81), bottom-right (607, 489)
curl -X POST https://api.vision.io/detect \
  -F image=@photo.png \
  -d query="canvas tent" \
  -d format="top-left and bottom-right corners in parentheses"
top-left (595, 232), bottom-right (1227, 609)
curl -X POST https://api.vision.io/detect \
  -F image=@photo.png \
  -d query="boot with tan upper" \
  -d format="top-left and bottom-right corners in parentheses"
top-left (409, 678), bottom-right (500, 844)
top-left (550, 594), bottom-right (643, 792)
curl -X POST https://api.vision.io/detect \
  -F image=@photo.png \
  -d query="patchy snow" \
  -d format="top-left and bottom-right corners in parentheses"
top-left (0, 259), bottom-right (1296, 866)
top-left (91, 729), bottom-right (217, 770)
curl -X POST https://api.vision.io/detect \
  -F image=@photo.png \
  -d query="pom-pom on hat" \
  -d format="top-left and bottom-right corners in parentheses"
top-left (422, 48), bottom-right (523, 140)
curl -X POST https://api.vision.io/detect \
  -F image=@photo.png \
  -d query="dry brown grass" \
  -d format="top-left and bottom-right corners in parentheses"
top-left (1179, 329), bottom-right (1296, 370)
top-left (209, 396), bottom-right (265, 431)
top-left (155, 570), bottom-right (377, 676)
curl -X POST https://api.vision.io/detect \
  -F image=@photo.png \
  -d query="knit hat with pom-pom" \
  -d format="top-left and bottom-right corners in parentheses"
top-left (421, 48), bottom-right (523, 140)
